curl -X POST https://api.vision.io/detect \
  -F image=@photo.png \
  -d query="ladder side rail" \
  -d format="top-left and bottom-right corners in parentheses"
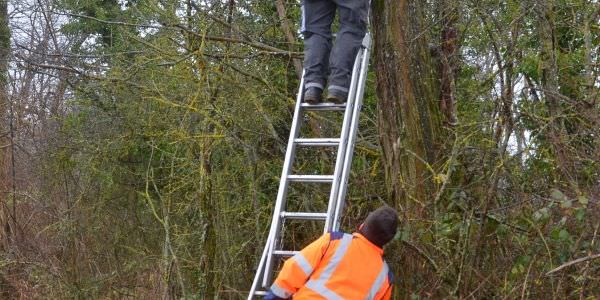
top-left (323, 51), bottom-right (364, 233)
top-left (333, 34), bottom-right (372, 231)
top-left (248, 238), bottom-right (270, 299)
top-left (260, 72), bottom-right (307, 288)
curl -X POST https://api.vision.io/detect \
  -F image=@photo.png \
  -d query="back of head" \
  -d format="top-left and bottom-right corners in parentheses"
top-left (359, 206), bottom-right (398, 248)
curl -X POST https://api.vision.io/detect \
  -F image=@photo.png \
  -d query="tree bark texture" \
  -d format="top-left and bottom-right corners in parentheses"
top-left (372, 0), bottom-right (444, 214)
top-left (199, 148), bottom-right (217, 300)
top-left (275, 0), bottom-right (302, 79)
top-left (0, 0), bottom-right (11, 249)
top-left (373, 2), bottom-right (447, 294)
top-left (439, 0), bottom-right (458, 125)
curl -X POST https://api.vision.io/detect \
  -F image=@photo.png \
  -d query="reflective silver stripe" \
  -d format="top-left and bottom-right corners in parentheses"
top-left (366, 261), bottom-right (389, 300)
top-left (293, 253), bottom-right (313, 275)
top-left (305, 82), bottom-right (324, 90)
top-left (306, 280), bottom-right (343, 300)
top-left (319, 234), bottom-right (352, 281)
top-left (301, 4), bottom-right (306, 32)
top-left (305, 234), bottom-right (353, 299)
top-left (328, 85), bottom-right (349, 93)
top-left (270, 283), bottom-right (292, 298)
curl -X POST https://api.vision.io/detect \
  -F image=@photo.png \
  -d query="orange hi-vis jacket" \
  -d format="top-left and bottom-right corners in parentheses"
top-left (266, 232), bottom-right (393, 300)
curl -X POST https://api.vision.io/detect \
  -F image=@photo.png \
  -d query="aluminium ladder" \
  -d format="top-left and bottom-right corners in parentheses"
top-left (248, 33), bottom-right (373, 299)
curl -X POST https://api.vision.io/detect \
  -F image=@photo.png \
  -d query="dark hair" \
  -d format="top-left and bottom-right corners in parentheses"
top-left (359, 206), bottom-right (398, 248)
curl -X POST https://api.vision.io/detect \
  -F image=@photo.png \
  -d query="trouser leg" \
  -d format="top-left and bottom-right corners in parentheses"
top-left (301, 0), bottom-right (336, 90)
top-left (328, 0), bottom-right (368, 95)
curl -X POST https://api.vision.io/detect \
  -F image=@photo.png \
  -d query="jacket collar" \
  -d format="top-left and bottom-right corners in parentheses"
top-left (353, 232), bottom-right (384, 255)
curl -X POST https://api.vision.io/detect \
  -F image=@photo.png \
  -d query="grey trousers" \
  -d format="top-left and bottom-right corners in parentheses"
top-left (301, 0), bottom-right (368, 95)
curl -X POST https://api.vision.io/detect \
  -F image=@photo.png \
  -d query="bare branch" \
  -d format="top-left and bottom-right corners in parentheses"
top-left (545, 254), bottom-right (600, 276)
top-left (53, 11), bottom-right (302, 58)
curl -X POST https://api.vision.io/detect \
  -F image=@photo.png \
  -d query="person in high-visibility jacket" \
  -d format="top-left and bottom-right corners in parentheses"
top-left (266, 206), bottom-right (398, 300)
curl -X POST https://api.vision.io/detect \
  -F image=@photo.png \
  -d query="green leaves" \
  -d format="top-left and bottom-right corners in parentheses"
top-left (533, 207), bottom-right (550, 223)
top-left (550, 189), bottom-right (574, 209)
top-left (517, 53), bottom-right (541, 81)
top-left (550, 227), bottom-right (570, 242)
top-left (577, 195), bottom-right (589, 205)
top-left (550, 188), bottom-right (565, 201)
top-left (560, 198), bottom-right (573, 209)
top-left (510, 255), bottom-right (532, 277)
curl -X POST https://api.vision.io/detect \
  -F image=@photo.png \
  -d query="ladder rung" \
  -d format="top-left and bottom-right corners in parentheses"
top-left (295, 138), bottom-right (341, 146)
top-left (301, 103), bottom-right (346, 111)
top-left (287, 175), bottom-right (334, 183)
top-left (273, 250), bottom-right (298, 257)
top-left (253, 291), bottom-right (268, 296)
top-left (280, 212), bottom-right (328, 220)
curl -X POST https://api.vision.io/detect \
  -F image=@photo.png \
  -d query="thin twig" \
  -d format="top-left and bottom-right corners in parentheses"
top-left (545, 254), bottom-right (600, 276)
top-left (401, 239), bottom-right (439, 273)
top-left (52, 11), bottom-right (302, 57)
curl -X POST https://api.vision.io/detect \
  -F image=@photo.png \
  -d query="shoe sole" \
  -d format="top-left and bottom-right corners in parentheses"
top-left (326, 96), bottom-right (346, 104)
top-left (304, 97), bottom-right (321, 104)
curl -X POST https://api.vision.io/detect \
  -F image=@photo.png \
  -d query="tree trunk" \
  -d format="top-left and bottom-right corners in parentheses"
top-left (0, 0), bottom-right (11, 249)
top-left (537, 0), bottom-right (573, 185)
top-left (583, 6), bottom-right (599, 105)
top-left (439, 0), bottom-right (458, 125)
top-left (199, 148), bottom-right (217, 299)
top-left (372, 0), bottom-right (444, 215)
top-left (372, 1), bottom-right (446, 295)
top-left (275, 0), bottom-right (302, 79)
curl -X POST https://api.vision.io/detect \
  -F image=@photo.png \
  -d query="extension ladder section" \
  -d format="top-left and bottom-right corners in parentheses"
top-left (248, 33), bottom-right (372, 299)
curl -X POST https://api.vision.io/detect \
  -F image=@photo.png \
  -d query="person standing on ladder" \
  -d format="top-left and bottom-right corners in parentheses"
top-left (301, 0), bottom-right (369, 104)
top-left (265, 206), bottom-right (398, 299)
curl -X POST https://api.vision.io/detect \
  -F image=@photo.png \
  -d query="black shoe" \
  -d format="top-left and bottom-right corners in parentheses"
top-left (304, 87), bottom-right (323, 104)
top-left (326, 89), bottom-right (347, 104)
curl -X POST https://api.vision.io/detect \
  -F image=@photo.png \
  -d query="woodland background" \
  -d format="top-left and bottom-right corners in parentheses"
top-left (0, 0), bottom-right (599, 299)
